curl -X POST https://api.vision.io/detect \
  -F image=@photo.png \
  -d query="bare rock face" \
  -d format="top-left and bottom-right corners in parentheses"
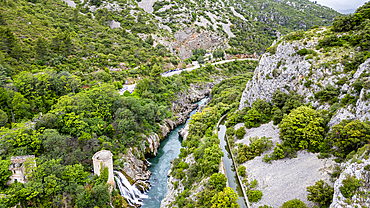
top-left (330, 153), bottom-right (370, 208)
top-left (238, 41), bottom-right (315, 110)
top-left (169, 29), bottom-right (227, 60)
top-left (170, 83), bottom-right (213, 127)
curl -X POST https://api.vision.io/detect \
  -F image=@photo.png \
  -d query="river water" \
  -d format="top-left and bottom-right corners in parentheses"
top-left (141, 98), bottom-right (208, 208)
top-left (218, 125), bottom-right (248, 208)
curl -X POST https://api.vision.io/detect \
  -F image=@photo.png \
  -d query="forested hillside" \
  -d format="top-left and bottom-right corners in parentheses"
top-left (0, 0), bottom-right (258, 202)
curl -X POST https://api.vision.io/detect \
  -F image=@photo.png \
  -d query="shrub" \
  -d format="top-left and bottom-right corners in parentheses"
top-left (263, 143), bottom-right (296, 162)
top-left (247, 190), bottom-right (263, 203)
top-left (297, 48), bottom-right (308, 56)
top-left (266, 45), bottom-right (277, 54)
top-left (307, 180), bottom-right (334, 208)
top-left (226, 127), bottom-right (235, 137)
top-left (0, 110), bottom-right (8, 127)
top-left (211, 187), bottom-right (239, 208)
top-left (314, 85), bottom-right (340, 103)
top-left (318, 35), bottom-right (343, 48)
top-left (285, 30), bottom-right (305, 41)
top-left (235, 127), bottom-right (246, 139)
top-left (342, 52), bottom-right (365, 72)
top-left (252, 99), bottom-right (272, 119)
top-left (237, 166), bottom-right (246, 177)
top-left (281, 199), bottom-right (307, 208)
top-left (237, 136), bottom-right (273, 163)
top-left (209, 173), bottom-right (227, 192)
top-left (339, 175), bottom-right (362, 198)
top-left (244, 108), bottom-right (263, 128)
top-left (279, 106), bottom-right (325, 152)
top-left (328, 119), bottom-right (370, 158)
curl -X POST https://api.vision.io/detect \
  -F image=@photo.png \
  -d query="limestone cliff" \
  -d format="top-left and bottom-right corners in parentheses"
top-left (239, 27), bottom-right (370, 127)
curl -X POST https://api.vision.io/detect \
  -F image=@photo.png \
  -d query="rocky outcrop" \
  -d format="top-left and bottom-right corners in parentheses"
top-left (178, 124), bottom-right (189, 140)
top-left (119, 149), bottom-right (151, 192)
top-left (330, 149), bottom-right (370, 208)
top-left (154, 27), bottom-right (228, 60)
top-left (146, 133), bottom-right (161, 157)
top-left (238, 34), bottom-right (370, 128)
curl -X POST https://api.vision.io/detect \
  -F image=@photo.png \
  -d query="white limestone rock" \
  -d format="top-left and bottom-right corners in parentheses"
top-left (330, 155), bottom-right (370, 208)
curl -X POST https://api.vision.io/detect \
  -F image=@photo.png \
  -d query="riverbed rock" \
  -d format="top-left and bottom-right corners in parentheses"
top-left (178, 124), bottom-right (189, 140)
top-left (119, 149), bottom-right (151, 189)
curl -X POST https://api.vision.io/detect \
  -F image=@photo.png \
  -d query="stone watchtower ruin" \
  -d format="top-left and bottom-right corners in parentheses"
top-left (92, 150), bottom-right (115, 186)
top-left (8, 155), bottom-right (36, 185)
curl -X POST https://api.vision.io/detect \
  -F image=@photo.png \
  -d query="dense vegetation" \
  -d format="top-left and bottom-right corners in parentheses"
top-left (0, 1), bottom-right (258, 204)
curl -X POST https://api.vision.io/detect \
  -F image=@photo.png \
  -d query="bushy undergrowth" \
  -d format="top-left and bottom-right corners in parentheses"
top-left (237, 136), bottom-right (273, 164)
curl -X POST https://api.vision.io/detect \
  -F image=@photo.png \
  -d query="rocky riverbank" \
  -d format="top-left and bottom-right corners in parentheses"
top-left (116, 83), bottom-right (213, 198)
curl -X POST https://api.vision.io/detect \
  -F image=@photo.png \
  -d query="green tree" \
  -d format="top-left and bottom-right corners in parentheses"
top-left (0, 160), bottom-right (11, 189)
top-left (237, 166), bottom-right (246, 177)
top-left (150, 64), bottom-right (162, 83)
top-left (279, 106), bottom-right (325, 152)
top-left (211, 187), bottom-right (239, 208)
top-left (328, 119), bottom-right (370, 158)
top-left (0, 109), bottom-right (7, 126)
top-left (197, 55), bottom-right (205, 64)
top-left (244, 108), bottom-right (262, 128)
top-left (307, 180), bottom-right (334, 208)
top-left (209, 173), bottom-right (227, 192)
top-left (281, 199), bottom-right (307, 208)
top-left (36, 113), bottom-right (58, 129)
top-left (62, 164), bottom-right (89, 185)
top-left (105, 124), bottom-right (115, 138)
top-left (35, 37), bottom-right (48, 59)
top-left (11, 92), bottom-right (31, 121)
top-left (41, 129), bottom-right (68, 160)
top-left (235, 127), bottom-right (246, 139)
top-left (60, 112), bottom-right (88, 136)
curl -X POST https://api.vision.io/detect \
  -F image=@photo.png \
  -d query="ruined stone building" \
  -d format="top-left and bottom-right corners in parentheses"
top-left (92, 150), bottom-right (115, 186)
top-left (8, 155), bottom-right (35, 185)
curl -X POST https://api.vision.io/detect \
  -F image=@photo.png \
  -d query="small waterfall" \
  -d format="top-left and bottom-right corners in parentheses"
top-left (114, 171), bottom-right (148, 206)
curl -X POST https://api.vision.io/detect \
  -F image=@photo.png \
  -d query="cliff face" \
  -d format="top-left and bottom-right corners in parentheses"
top-left (239, 28), bottom-right (370, 127)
